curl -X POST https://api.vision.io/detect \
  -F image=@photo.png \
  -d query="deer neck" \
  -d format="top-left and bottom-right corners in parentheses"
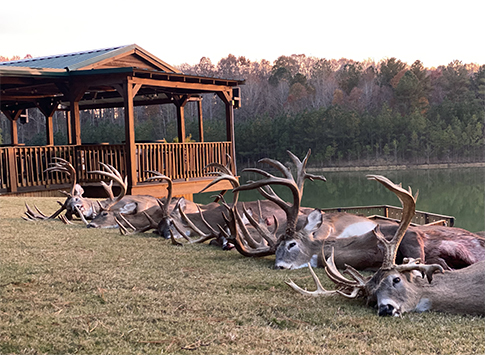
top-left (410, 262), bottom-right (485, 315)
top-left (326, 232), bottom-right (383, 270)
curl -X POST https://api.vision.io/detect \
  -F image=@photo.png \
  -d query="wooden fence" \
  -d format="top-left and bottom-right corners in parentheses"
top-left (0, 142), bottom-right (233, 194)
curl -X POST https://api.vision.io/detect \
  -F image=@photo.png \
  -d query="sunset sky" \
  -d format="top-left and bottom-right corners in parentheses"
top-left (1, 0), bottom-right (483, 68)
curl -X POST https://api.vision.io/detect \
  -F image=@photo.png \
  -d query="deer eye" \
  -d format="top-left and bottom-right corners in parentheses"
top-left (288, 242), bottom-right (297, 250)
top-left (393, 277), bottom-right (401, 284)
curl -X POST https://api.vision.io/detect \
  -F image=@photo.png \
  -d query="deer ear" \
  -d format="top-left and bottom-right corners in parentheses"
top-left (304, 209), bottom-right (323, 233)
top-left (73, 184), bottom-right (84, 197)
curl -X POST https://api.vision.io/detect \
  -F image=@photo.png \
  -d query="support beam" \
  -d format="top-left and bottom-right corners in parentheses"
top-left (197, 99), bottom-right (204, 142)
top-left (65, 110), bottom-right (72, 145)
top-left (37, 99), bottom-right (58, 146)
top-left (2, 109), bottom-right (22, 145)
top-left (173, 94), bottom-right (190, 143)
top-left (217, 90), bottom-right (237, 174)
top-left (114, 81), bottom-right (142, 191)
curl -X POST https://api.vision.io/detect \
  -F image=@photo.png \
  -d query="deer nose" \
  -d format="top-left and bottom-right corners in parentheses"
top-left (378, 304), bottom-right (395, 317)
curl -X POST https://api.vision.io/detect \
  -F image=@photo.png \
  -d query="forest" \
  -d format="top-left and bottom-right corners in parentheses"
top-left (1, 54), bottom-right (484, 167)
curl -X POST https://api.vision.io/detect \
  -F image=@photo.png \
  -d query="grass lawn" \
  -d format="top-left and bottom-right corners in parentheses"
top-left (1, 196), bottom-right (484, 354)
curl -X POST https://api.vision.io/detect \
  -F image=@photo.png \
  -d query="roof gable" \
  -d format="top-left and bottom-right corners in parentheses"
top-left (0, 44), bottom-right (180, 73)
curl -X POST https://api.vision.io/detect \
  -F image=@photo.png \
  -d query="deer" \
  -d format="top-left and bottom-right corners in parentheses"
top-left (286, 175), bottom-right (485, 317)
top-left (84, 165), bottom-right (170, 229)
top-left (230, 150), bottom-right (387, 269)
top-left (231, 151), bottom-right (485, 270)
top-left (23, 157), bottom-right (105, 223)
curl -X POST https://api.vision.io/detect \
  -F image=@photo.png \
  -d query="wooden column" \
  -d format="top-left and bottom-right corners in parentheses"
top-left (197, 99), bottom-right (204, 142)
top-left (115, 80), bottom-right (142, 191)
top-left (173, 95), bottom-right (189, 143)
top-left (70, 101), bottom-right (81, 145)
top-left (65, 110), bottom-right (72, 145)
top-left (2, 109), bottom-right (22, 145)
top-left (37, 99), bottom-right (58, 146)
top-left (217, 90), bottom-right (237, 174)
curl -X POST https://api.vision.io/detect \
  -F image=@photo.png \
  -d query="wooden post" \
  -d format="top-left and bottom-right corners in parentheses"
top-left (37, 99), bottom-right (58, 146)
top-left (197, 99), bottom-right (204, 142)
top-left (65, 110), bottom-right (72, 145)
top-left (217, 90), bottom-right (237, 175)
top-left (173, 95), bottom-right (189, 143)
top-left (70, 101), bottom-right (82, 146)
top-left (115, 81), bottom-right (142, 191)
top-left (1, 109), bottom-right (22, 146)
top-left (7, 147), bottom-right (18, 192)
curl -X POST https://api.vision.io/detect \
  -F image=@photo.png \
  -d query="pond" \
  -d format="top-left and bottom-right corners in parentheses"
top-left (194, 167), bottom-right (484, 233)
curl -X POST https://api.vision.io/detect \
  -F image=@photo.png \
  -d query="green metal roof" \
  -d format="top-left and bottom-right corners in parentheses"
top-left (0, 45), bottom-right (128, 70)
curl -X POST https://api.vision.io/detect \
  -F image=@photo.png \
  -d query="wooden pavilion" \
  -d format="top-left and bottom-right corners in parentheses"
top-left (0, 44), bottom-right (243, 200)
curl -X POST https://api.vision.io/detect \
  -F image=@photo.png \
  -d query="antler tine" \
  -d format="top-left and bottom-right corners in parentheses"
top-left (203, 162), bottom-right (233, 176)
top-left (45, 157), bottom-right (77, 196)
top-left (144, 171), bottom-right (173, 208)
top-left (88, 163), bottom-right (127, 206)
top-left (240, 202), bottom-right (279, 250)
top-left (367, 175), bottom-right (416, 268)
top-left (286, 263), bottom-right (339, 297)
top-left (395, 258), bottom-right (444, 283)
top-left (236, 166), bottom-right (301, 235)
top-left (178, 203), bottom-right (218, 242)
top-left (287, 149), bottom-right (326, 194)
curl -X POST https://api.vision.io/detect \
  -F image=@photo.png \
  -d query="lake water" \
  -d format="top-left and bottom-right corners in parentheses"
top-left (194, 167), bottom-right (485, 233)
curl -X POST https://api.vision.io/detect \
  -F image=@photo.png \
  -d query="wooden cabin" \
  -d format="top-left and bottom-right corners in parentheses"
top-left (0, 45), bottom-right (244, 200)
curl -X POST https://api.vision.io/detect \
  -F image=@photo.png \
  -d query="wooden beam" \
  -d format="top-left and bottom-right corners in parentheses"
top-left (65, 110), bottom-right (72, 145)
top-left (118, 81), bottom-right (139, 191)
top-left (197, 99), bottom-right (204, 142)
top-left (132, 77), bottom-right (234, 93)
top-left (173, 95), bottom-right (190, 143)
top-left (1, 109), bottom-right (22, 145)
top-left (67, 84), bottom-right (88, 146)
top-left (37, 99), bottom-right (58, 146)
top-left (217, 91), bottom-right (237, 174)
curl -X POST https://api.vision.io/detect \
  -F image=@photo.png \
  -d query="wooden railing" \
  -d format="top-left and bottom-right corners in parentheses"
top-left (0, 142), bottom-right (233, 194)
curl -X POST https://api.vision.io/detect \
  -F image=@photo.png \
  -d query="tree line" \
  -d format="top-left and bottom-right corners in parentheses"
top-left (1, 53), bottom-right (484, 167)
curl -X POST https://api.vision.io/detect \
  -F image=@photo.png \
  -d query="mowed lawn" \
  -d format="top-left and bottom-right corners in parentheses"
top-left (0, 196), bottom-right (483, 355)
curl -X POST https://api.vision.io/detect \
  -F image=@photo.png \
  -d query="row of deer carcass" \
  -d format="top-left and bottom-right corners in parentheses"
top-left (23, 153), bottom-right (485, 317)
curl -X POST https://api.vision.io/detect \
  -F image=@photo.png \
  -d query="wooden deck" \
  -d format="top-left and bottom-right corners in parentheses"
top-left (0, 142), bottom-right (234, 199)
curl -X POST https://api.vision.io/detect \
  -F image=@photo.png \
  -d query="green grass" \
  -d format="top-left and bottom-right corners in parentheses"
top-left (1, 196), bottom-right (484, 354)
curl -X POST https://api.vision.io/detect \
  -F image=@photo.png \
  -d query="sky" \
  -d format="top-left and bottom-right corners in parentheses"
top-left (1, 0), bottom-right (484, 69)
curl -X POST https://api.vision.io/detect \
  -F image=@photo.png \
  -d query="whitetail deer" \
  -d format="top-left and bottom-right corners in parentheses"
top-left (231, 150), bottom-right (383, 268)
top-left (287, 175), bottom-right (485, 316)
top-left (23, 157), bottom-right (103, 222)
top-left (84, 164), bottom-right (163, 228)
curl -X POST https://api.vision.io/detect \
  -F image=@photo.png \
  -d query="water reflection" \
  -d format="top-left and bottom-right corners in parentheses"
top-left (194, 167), bottom-right (484, 232)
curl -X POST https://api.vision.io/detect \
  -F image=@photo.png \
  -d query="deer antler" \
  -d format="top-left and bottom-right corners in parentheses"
top-left (144, 171), bottom-right (173, 218)
top-left (44, 157), bottom-right (78, 196)
top-left (366, 175), bottom-right (417, 269)
top-left (234, 149), bottom-right (325, 239)
top-left (286, 247), bottom-right (367, 298)
top-left (24, 158), bottom-right (78, 221)
top-left (88, 163), bottom-right (127, 209)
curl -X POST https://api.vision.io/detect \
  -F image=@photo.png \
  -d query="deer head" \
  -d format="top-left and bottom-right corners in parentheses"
top-left (24, 157), bottom-right (98, 222)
